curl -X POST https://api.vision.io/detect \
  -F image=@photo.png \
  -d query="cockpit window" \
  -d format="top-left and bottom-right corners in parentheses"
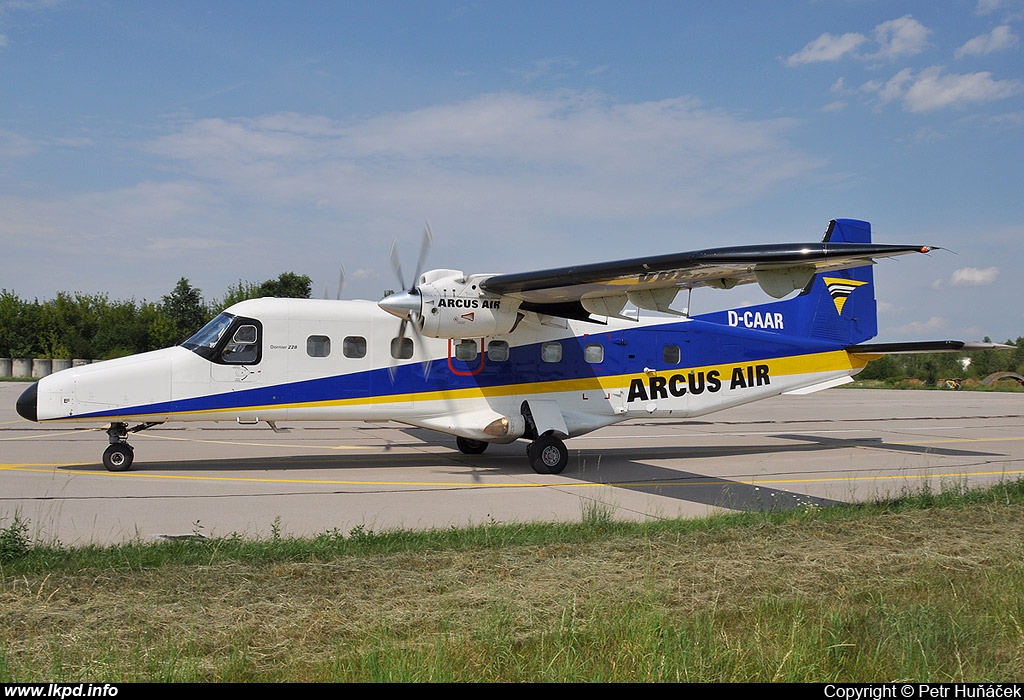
top-left (182, 312), bottom-right (262, 364)
top-left (232, 325), bottom-right (257, 345)
top-left (182, 313), bottom-right (235, 352)
top-left (221, 325), bottom-right (259, 363)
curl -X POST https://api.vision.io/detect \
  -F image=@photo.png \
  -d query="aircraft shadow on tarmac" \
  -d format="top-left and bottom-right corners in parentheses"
top-left (56, 430), bottom-right (1004, 514)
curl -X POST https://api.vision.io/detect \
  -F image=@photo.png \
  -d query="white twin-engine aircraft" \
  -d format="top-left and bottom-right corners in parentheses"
top-left (16, 219), bottom-right (983, 474)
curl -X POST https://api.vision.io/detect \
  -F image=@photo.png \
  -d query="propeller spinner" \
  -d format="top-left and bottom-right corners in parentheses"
top-left (379, 223), bottom-right (434, 380)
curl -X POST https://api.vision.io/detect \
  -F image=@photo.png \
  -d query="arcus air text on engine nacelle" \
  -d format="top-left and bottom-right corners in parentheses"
top-left (417, 271), bottom-right (521, 339)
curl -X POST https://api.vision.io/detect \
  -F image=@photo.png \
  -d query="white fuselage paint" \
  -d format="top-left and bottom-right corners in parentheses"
top-left (30, 298), bottom-right (860, 442)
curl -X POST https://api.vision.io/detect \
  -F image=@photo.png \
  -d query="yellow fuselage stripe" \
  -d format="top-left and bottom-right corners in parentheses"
top-left (48, 349), bottom-right (866, 422)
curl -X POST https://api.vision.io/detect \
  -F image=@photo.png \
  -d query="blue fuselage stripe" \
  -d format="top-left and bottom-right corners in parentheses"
top-left (72, 316), bottom-right (845, 419)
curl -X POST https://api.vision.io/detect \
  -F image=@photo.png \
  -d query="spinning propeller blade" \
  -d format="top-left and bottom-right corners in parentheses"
top-left (382, 223), bottom-right (434, 382)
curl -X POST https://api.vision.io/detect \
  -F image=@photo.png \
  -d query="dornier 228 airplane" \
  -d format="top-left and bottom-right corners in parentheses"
top-left (15, 219), bottom-right (992, 474)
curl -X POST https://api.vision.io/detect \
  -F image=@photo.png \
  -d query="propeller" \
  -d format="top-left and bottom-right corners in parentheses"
top-left (322, 265), bottom-right (346, 300)
top-left (379, 223), bottom-right (433, 381)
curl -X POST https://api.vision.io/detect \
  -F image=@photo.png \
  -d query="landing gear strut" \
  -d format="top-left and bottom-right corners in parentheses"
top-left (527, 434), bottom-right (568, 474)
top-left (101, 422), bottom-right (159, 472)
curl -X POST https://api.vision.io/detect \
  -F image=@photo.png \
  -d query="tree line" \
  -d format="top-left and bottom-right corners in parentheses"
top-left (1, 273), bottom-right (1021, 386)
top-left (856, 338), bottom-right (1024, 386)
top-left (0, 272), bottom-right (311, 360)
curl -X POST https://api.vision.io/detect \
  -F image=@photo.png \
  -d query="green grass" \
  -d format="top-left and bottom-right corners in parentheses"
top-left (3, 481), bottom-right (1024, 682)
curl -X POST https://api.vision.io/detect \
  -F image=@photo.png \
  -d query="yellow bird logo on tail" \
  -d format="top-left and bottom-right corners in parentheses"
top-left (822, 277), bottom-right (868, 315)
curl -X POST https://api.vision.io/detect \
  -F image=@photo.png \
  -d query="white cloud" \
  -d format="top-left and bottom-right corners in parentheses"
top-left (509, 57), bottom-right (580, 82)
top-left (905, 68), bottom-right (1022, 111)
top-left (786, 15), bottom-right (930, 67)
top-left (866, 66), bottom-right (1023, 111)
top-left (0, 128), bottom-right (36, 158)
top-left (990, 110), bottom-right (1024, 126)
top-left (908, 126), bottom-right (946, 143)
top-left (872, 68), bottom-right (916, 108)
top-left (145, 92), bottom-right (823, 224)
top-left (0, 92), bottom-right (826, 302)
top-left (0, 1), bottom-right (67, 13)
top-left (785, 32), bottom-right (866, 66)
top-left (955, 25), bottom-right (1020, 58)
top-left (975, 0), bottom-right (1005, 15)
top-left (950, 266), bottom-right (1000, 286)
top-left (894, 316), bottom-right (948, 335)
top-left (868, 15), bottom-right (931, 60)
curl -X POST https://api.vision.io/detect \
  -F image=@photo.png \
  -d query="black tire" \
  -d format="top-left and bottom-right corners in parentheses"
top-left (103, 443), bottom-right (134, 472)
top-left (529, 434), bottom-right (568, 474)
top-left (456, 436), bottom-right (489, 455)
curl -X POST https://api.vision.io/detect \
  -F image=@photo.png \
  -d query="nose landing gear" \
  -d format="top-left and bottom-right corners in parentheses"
top-left (103, 442), bottom-right (134, 471)
top-left (102, 422), bottom-right (160, 472)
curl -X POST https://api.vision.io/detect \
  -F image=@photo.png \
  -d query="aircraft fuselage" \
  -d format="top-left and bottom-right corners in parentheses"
top-left (21, 297), bottom-right (864, 444)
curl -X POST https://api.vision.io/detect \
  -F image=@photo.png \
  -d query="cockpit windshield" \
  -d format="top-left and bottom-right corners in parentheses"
top-left (181, 311), bottom-right (236, 360)
top-left (180, 312), bottom-right (263, 365)
top-left (181, 313), bottom-right (235, 354)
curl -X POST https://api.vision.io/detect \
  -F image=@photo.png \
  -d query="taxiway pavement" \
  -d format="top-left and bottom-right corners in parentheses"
top-left (1, 382), bottom-right (1022, 545)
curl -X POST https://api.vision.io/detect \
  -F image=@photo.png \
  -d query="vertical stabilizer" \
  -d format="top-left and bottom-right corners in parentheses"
top-left (702, 219), bottom-right (879, 347)
top-left (801, 218), bottom-right (878, 345)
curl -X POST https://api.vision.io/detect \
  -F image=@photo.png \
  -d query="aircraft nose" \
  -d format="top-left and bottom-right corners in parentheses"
top-left (16, 381), bottom-right (38, 422)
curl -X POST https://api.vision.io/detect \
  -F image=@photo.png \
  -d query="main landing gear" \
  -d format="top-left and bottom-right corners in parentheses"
top-left (102, 422), bottom-right (159, 472)
top-left (455, 433), bottom-right (569, 475)
top-left (526, 434), bottom-right (568, 475)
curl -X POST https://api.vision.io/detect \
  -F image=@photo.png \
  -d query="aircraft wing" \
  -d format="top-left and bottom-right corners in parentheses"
top-left (479, 241), bottom-right (932, 320)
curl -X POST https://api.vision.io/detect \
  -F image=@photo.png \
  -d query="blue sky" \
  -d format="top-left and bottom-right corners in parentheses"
top-left (1, 1), bottom-right (1022, 342)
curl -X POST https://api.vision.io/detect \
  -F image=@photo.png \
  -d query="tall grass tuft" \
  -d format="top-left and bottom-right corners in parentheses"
top-left (0, 514), bottom-right (30, 562)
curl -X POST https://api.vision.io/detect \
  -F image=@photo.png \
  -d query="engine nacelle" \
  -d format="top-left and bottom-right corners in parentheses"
top-left (417, 272), bottom-right (521, 339)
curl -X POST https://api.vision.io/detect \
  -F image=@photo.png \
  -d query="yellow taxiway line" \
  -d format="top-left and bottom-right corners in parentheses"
top-left (1, 462), bottom-right (1022, 490)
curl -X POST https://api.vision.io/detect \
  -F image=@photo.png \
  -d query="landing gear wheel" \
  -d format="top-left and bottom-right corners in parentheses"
top-left (528, 434), bottom-right (568, 475)
top-left (456, 437), bottom-right (489, 455)
top-left (103, 443), bottom-right (134, 472)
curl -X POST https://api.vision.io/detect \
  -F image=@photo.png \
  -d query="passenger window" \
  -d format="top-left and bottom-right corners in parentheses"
top-left (663, 345), bottom-right (681, 365)
top-left (541, 341), bottom-right (562, 363)
top-left (487, 340), bottom-right (510, 362)
top-left (455, 339), bottom-right (478, 361)
top-left (343, 336), bottom-right (367, 359)
top-left (221, 325), bottom-right (259, 364)
top-left (307, 335), bottom-right (331, 358)
top-left (391, 337), bottom-right (414, 360)
top-left (584, 344), bottom-right (604, 364)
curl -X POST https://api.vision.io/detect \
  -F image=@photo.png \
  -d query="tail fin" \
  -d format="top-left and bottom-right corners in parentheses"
top-left (799, 218), bottom-right (878, 345)
top-left (709, 219), bottom-right (879, 346)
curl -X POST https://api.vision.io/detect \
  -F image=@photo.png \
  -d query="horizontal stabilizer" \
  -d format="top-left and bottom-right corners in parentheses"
top-left (848, 341), bottom-right (1011, 355)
